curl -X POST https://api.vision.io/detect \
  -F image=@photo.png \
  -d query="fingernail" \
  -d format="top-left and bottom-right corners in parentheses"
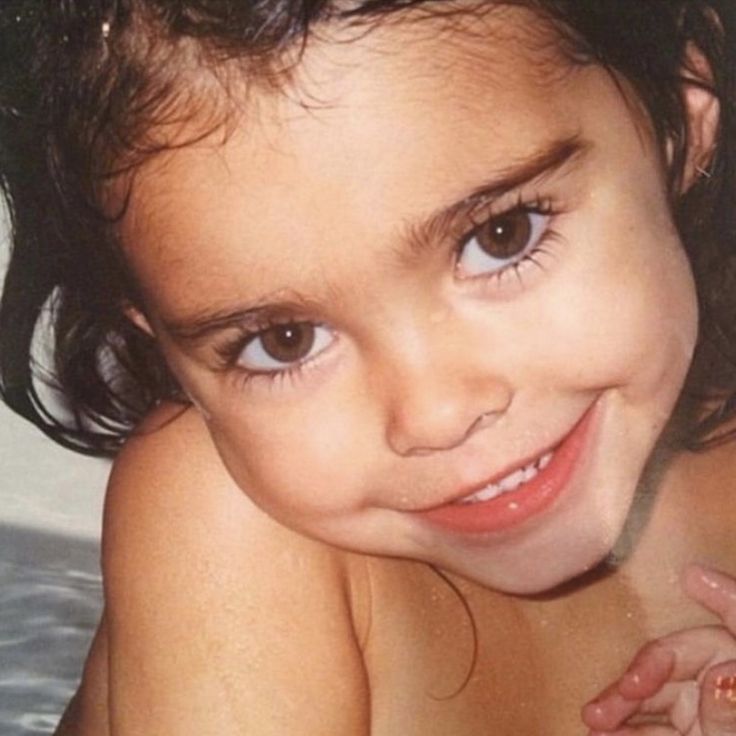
top-left (715, 674), bottom-right (736, 703)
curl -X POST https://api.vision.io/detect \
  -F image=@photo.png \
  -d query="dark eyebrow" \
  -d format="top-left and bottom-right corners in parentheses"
top-left (161, 290), bottom-right (317, 344)
top-left (400, 133), bottom-right (590, 260)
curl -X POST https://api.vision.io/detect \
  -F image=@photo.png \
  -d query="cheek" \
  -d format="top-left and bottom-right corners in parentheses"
top-left (207, 394), bottom-right (374, 516)
top-left (532, 236), bottom-right (697, 403)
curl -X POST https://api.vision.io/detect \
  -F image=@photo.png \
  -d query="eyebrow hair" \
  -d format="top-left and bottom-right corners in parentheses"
top-left (399, 133), bottom-right (590, 262)
top-left (162, 134), bottom-right (589, 345)
top-left (161, 291), bottom-right (319, 344)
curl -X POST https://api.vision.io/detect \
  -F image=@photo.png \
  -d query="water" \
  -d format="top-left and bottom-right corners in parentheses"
top-left (0, 525), bottom-right (102, 735)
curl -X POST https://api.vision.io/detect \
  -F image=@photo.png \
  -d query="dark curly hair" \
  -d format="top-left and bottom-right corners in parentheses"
top-left (0, 0), bottom-right (735, 456)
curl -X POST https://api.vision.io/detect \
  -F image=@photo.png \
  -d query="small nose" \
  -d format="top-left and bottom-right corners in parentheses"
top-left (383, 352), bottom-right (513, 457)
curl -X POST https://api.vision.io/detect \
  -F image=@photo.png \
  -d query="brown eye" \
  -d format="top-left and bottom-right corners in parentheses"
top-left (237, 322), bottom-right (334, 372)
top-left (261, 323), bottom-right (315, 362)
top-left (457, 208), bottom-right (549, 278)
top-left (475, 209), bottom-right (532, 259)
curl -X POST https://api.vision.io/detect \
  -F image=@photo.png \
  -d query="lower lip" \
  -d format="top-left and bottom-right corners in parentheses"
top-left (414, 404), bottom-right (597, 535)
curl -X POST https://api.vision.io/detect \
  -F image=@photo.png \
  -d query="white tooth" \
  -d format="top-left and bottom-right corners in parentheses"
top-left (473, 484), bottom-right (502, 503)
top-left (460, 483), bottom-right (500, 504)
top-left (499, 468), bottom-right (526, 492)
top-left (456, 449), bottom-right (555, 505)
top-left (522, 464), bottom-right (538, 483)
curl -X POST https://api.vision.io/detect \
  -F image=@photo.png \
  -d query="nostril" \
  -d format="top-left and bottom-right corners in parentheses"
top-left (406, 447), bottom-right (436, 458)
top-left (382, 361), bottom-right (514, 457)
top-left (467, 410), bottom-right (502, 435)
top-left (392, 407), bottom-right (505, 458)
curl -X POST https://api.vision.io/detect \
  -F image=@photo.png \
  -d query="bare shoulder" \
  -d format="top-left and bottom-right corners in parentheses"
top-left (102, 404), bottom-right (371, 735)
top-left (105, 402), bottom-right (357, 580)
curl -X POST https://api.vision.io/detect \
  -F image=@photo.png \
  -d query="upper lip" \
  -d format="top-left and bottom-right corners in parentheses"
top-left (412, 409), bottom-right (587, 513)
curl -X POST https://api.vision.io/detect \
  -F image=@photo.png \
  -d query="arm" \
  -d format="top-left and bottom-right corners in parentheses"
top-left (53, 617), bottom-right (110, 736)
top-left (102, 407), bottom-right (371, 735)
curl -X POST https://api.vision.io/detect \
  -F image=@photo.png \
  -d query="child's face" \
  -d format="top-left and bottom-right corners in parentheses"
top-left (122, 8), bottom-right (698, 594)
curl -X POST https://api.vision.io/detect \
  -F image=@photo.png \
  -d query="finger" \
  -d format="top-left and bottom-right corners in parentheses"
top-left (684, 565), bottom-right (736, 632)
top-left (583, 644), bottom-right (674, 728)
top-left (699, 660), bottom-right (736, 735)
top-left (583, 681), bottom-right (687, 731)
top-left (584, 681), bottom-right (644, 731)
top-left (588, 726), bottom-right (679, 736)
top-left (620, 628), bottom-right (736, 698)
top-left (584, 628), bottom-right (736, 732)
top-left (585, 677), bottom-right (700, 732)
top-left (617, 642), bottom-right (676, 700)
top-left (640, 680), bottom-right (700, 733)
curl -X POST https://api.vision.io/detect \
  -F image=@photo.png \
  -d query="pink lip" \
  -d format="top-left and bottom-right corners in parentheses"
top-left (413, 403), bottom-right (597, 535)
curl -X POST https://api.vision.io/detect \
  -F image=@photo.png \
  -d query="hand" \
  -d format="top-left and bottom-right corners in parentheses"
top-left (581, 564), bottom-right (736, 735)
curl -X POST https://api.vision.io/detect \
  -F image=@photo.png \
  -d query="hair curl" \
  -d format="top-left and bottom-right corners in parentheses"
top-left (0, 0), bottom-right (735, 455)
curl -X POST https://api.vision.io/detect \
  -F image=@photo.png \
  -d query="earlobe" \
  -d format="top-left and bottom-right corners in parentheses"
top-left (124, 304), bottom-right (155, 337)
top-left (679, 44), bottom-right (720, 192)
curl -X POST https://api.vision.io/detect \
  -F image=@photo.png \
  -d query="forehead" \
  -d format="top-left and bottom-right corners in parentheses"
top-left (120, 6), bottom-right (594, 312)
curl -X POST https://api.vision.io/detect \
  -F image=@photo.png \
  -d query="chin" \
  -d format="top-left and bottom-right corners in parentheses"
top-left (455, 557), bottom-right (607, 597)
top-left (442, 521), bottom-right (624, 596)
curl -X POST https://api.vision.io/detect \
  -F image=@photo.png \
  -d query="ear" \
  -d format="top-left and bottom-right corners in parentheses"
top-left (678, 43), bottom-right (720, 192)
top-left (123, 303), bottom-right (155, 337)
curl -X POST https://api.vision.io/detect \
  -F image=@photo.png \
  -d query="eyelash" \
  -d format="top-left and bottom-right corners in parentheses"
top-left (455, 194), bottom-right (561, 286)
top-left (234, 361), bottom-right (306, 391)
top-left (215, 193), bottom-right (563, 388)
top-left (213, 319), bottom-right (322, 389)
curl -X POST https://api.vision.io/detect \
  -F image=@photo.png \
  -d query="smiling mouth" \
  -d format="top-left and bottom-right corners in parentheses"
top-left (456, 450), bottom-right (554, 505)
top-left (413, 403), bottom-right (597, 535)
